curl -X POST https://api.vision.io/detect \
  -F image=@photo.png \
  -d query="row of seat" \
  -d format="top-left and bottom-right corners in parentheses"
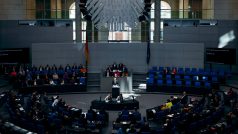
top-left (149, 66), bottom-right (230, 77)
top-left (148, 74), bottom-right (218, 82)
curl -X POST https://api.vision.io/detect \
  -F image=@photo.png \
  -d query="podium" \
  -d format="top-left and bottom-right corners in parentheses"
top-left (100, 76), bottom-right (132, 92)
top-left (112, 85), bottom-right (120, 98)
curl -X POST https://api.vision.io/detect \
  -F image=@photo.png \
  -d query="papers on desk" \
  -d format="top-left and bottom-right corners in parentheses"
top-left (112, 85), bottom-right (120, 88)
top-left (70, 107), bottom-right (79, 111)
top-left (152, 109), bottom-right (156, 114)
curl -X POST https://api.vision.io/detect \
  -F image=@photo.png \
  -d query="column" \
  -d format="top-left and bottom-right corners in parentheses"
top-left (75, 0), bottom-right (82, 42)
top-left (86, 20), bottom-right (92, 42)
top-left (154, 0), bottom-right (161, 43)
top-left (141, 21), bottom-right (149, 42)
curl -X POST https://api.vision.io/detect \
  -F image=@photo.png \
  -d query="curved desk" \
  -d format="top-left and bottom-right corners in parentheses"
top-left (91, 100), bottom-right (139, 110)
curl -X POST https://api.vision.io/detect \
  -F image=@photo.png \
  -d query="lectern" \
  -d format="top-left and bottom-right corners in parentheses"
top-left (112, 84), bottom-right (120, 98)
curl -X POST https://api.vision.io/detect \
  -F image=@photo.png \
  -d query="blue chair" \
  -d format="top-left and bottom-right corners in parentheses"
top-left (157, 79), bottom-right (163, 85)
top-left (210, 71), bottom-right (217, 76)
top-left (159, 67), bottom-right (164, 72)
top-left (147, 78), bottom-right (154, 85)
top-left (185, 68), bottom-right (190, 72)
top-left (198, 68), bottom-right (204, 74)
top-left (166, 80), bottom-right (173, 86)
top-left (166, 67), bottom-right (171, 71)
top-left (158, 74), bottom-right (163, 79)
top-left (191, 68), bottom-right (197, 73)
top-left (148, 73), bottom-right (154, 78)
top-left (185, 81), bottom-right (191, 87)
top-left (175, 75), bottom-right (181, 80)
top-left (212, 76), bottom-right (218, 82)
top-left (176, 80), bottom-right (182, 86)
top-left (194, 81), bottom-right (201, 87)
top-left (184, 75), bottom-right (190, 80)
top-left (166, 75), bottom-right (171, 79)
top-left (204, 82), bottom-right (211, 89)
top-left (152, 66), bottom-right (157, 71)
top-left (79, 77), bottom-right (86, 85)
top-left (178, 68), bottom-right (184, 74)
top-left (218, 71), bottom-right (225, 77)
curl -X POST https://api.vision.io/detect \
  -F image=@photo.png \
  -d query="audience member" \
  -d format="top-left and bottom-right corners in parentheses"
top-left (105, 93), bottom-right (112, 102)
top-left (180, 91), bottom-right (188, 105)
top-left (116, 94), bottom-right (123, 102)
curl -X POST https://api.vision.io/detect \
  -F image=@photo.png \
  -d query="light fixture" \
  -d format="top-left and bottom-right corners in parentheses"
top-left (86, 0), bottom-right (146, 31)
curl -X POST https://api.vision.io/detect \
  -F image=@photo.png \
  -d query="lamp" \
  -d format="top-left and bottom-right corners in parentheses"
top-left (86, 0), bottom-right (146, 31)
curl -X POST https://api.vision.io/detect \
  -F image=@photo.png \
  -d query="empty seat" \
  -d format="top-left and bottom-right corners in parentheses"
top-left (185, 68), bottom-right (190, 72)
top-left (175, 75), bottom-right (181, 80)
top-left (176, 80), bottom-right (182, 86)
top-left (152, 66), bottom-right (157, 71)
top-left (185, 81), bottom-right (191, 87)
top-left (166, 75), bottom-right (171, 79)
top-left (212, 76), bottom-right (218, 82)
top-left (158, 74), bottom-right (163, 79)
top-left (148, 73), bottom-right (154, 78)
top-left (166, 80), bottom-right (173, 86)
top-left (159, 67), bottom-right (164, 72)
top-left (191, 68), bottom-right (197, 72)
top-left (204, 82), bottom-right (211, 89)
top-left (194, 81), bottom-right (201, 87)
top-left (147, 78), bottom-right (154, 85)
top-left (184, 75), bottom-right (190, 80)
top-left (157, 79), bottom-right (163, 85)
top-left (177, 68), bottom-right (184, 74)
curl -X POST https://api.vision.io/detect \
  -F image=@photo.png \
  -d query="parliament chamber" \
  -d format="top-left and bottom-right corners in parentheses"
top-left (0, 0), bottom-right (238, 134)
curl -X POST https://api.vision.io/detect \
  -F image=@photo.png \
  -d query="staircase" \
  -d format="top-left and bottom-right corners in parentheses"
top-left (132, 72), bottom-right (147, 92)
top-left (87, 73), bottom-right (101, 92)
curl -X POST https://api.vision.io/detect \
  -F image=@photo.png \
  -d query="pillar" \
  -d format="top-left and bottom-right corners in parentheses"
top-left (75, 0), bottom-right (82, 42)
top-left (154, 0), bottom-right (161, 43)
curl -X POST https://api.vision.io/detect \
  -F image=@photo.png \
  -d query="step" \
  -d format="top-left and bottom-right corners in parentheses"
top-left (87, 81), bottom-right (100, 85)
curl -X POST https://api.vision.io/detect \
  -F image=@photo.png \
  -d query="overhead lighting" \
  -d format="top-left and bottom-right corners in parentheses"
top-left (86, 0), bottom-right (146, 31)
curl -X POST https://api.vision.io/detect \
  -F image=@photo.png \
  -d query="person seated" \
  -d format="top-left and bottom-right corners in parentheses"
top-left (116, 94), bottom-right (123, 102)
top-left (140, 122), bottom-right (151, 133)
top-left (121, 107), bottom-right (129, 116)
top-left (180, 91), bottom-right (188, 105)
top-left (170, 96), bottom-right (179, 105)
top-left (132, 108), bottom-right (141, 121)
top-left (161, 99), bottom-right (173, 110)
top-left (52, 96), bottom-right (59, 107)
top-left (171, 67), bottom-right (177, 75)
top-left (52, 72), bottom-right (59, 84)
top-left (165, 99), bottom-right (173, 109)
top-left (88, 106), bottom-right (96, 119)
top-left (122, 65), bottom-right (128, 76)
top-left (104, 94), bottom-right (112, 102)
top-left (49, 79), bottom-right (56, 85)
top-left (126, 124), bottom-right (136, 133)
top-left (164, 119), bottom-right (172, 134)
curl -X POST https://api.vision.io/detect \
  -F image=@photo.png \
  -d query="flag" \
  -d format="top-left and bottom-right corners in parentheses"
top-left (146, 38), bottom-right (150, 65)
top-left (85, 36), bottom-right (89, 66)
